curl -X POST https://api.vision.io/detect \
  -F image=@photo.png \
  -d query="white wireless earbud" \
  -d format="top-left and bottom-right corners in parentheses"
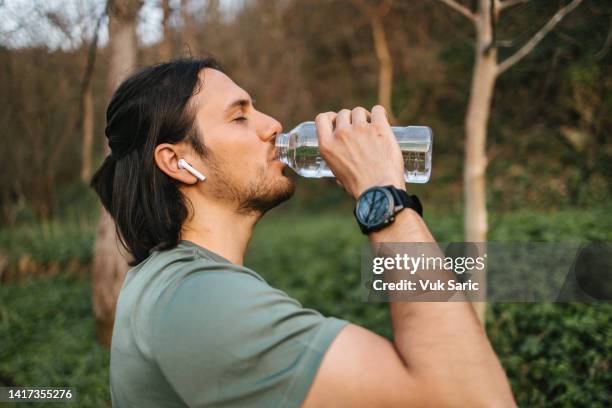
top-left (178, 159), bottom-right (206, 181)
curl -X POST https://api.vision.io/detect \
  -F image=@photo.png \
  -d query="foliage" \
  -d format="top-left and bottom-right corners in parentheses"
top-left (1, 0), bottom-right (610, 405)
top-left (1, 209), bottom-right (611, 406)
top-left (0, 220), bottom-right (94, 265)
top-left (1, 1), bottom-right (611, 223)
top-left (489, 303), bottom-right (611, 407)
top-left (246, 209), bottom-right (612, 406)
top-left (0, 275), bottom-right (110, 407)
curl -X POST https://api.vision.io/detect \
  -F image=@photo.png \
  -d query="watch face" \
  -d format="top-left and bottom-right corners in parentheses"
top-left (355, 188), bottom-right (394, 228)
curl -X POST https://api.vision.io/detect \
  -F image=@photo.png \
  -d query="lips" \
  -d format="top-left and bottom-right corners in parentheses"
top-left (270, 148), bottom-right (279, 161)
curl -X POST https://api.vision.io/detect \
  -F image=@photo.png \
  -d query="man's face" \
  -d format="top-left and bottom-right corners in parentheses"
top-left (190, 68), bottom-right (295, 214)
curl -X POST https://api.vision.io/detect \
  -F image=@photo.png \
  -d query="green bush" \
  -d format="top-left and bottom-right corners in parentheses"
top-left (0, 219), bottom-right (95, 264)
top-left (0, 208), bottom-right (610, 407)
top-left (247, 209), bottom-right (612, 406)
top-left (489, 303), bottom-right (611, 407)
top-left (0, 275), bottom-right (109, 407)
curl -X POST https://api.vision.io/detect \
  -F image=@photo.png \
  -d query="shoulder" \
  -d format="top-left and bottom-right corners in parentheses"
top-left (152, 253), bottom-right (273, 314)
top-left (129, 241), bottom-right (267, 296)
top-left (152, 263), bottom-right (316, 340)
top-left (151, 260), bottom-right (348, 358)
top-left (149, 262), bottom-right (348, 407)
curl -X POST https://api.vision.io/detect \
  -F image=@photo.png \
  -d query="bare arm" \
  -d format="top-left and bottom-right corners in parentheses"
top-left (302, 106), bottom-right (515, 407)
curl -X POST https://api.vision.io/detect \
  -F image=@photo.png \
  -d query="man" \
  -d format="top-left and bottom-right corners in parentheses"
top-left (92, 58), bottom-right (516, 407)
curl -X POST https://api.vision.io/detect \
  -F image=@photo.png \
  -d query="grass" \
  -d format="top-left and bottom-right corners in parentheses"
top-left (0, 275), bottom-right (110, 407)
top-left (0, 207), bottom-right (611, 407)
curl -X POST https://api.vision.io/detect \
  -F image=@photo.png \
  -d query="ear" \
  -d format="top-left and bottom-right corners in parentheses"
top-left (154, 143), bottom-right (200, 184)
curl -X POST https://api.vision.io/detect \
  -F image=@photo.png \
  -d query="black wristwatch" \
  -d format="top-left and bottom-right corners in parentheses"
top-left (353, 186), bottom-right (423, 234)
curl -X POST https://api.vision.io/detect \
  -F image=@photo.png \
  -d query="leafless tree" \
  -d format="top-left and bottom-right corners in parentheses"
top-left (435, 0), bottom-right (584, 322)
top-left (159, 0), bottom-right (173, 61)
top-left (80, 13), bottom-right (104, 182)
top-left (181, 0), bottom-right (198, 56)
top-left (352, 0), bottom-right (396, 122)
top-left (92, 0), bottom-right (143, 347)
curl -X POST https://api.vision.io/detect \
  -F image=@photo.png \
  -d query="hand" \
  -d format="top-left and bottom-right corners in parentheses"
top-left (315, 105), bottom-right (405, 199)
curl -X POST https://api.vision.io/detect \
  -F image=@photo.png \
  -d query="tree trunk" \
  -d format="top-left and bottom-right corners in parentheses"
top-left (80, 85), bottom-right (93, 182)
top-left (181, 0), bottom-right (197, 56)
top-left (464, 56), bottom-right (496, 243)
top-left (92, 0), bottom-right (142, 348)
top-left (159, 0), bottom-right (172, 61)
top-left (464, 0), bottom-right (498, 324)
top-left (79, 14), bottom-right (103, 183)
top-left (370, 14), bottom-right (395, 122)
top-left (92, 211), bottom-right (131, 346)
top-left (436, 0), bottom-right (583, 324)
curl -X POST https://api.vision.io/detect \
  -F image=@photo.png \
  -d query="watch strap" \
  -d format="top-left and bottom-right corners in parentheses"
top-left (387, 186), bottom-right (423, 217)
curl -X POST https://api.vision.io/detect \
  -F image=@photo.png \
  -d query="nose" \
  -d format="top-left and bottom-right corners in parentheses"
top-left (259, 113), bottom-right (283, 143)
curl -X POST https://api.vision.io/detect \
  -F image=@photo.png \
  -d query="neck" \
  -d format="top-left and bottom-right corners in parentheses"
top-left (180, 194), bottom-right (259, 265)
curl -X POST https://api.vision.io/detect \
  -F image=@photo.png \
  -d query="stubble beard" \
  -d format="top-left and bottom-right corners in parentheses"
top-left (206, 154), bottom-right (295, 216)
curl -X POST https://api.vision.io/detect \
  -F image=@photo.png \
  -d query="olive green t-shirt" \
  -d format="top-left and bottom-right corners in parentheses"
top-left (110, 240), bottom-right (348, 407)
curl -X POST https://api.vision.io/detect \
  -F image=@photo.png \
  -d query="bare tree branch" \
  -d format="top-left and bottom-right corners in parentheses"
top-left (44, 11), bottom-right (72, 40)
top-left (377, 0), bottom-right (393, 17)
top-left (435, 0), bottom-right (476, 22)
top-left (498, 0), bottom-right (584, 75)
top-left (82, 12), bottom-right (105, 93)
top-left (351, 0), bottom-right (393, 18)
top-left (351, 0), bottom-right (372, 15)
top-left (47, 11), bottom-right (105, 180)
top-left (499, 0), bottom-right (530, 11)
top-left (595, 12), bottom-right (612, 60)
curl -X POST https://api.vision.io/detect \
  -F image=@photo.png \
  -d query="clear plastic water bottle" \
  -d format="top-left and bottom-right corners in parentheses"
top-left (275, 121), bottom-right (432, 183)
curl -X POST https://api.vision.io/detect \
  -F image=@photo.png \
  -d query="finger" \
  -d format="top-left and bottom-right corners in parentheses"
top-left (315, 112), bottom-right (336, 144)
top-left (336, 109), bottom-right (352, 129)
top-left (329, 111), bottom-right (338, 128)
top-left (371, 105), bottom-right (390, 128)
top-left (351, 106), bottom-right (369, 125)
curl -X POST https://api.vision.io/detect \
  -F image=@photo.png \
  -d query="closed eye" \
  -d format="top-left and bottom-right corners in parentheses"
top-left (233, 117), bottom-right (247, 123)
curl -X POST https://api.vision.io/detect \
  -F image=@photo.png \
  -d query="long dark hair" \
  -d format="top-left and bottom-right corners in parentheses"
top-left (91, 58), bottom-right (223, 265)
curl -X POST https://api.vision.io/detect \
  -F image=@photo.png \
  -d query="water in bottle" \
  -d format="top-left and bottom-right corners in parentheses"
top-left (275, 121), bottom-right (432, 183)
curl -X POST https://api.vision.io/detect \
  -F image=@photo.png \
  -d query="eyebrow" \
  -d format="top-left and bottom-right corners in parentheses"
top-left (224, 97), bottom-right (255, 115)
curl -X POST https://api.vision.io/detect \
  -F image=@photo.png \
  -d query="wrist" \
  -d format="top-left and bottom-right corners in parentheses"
top-left (353, 178), bottom-right (406, 200)
top-left (353, 185), bottom-right (422, 235)
top-left (368, 208), bottom-right (423, 242)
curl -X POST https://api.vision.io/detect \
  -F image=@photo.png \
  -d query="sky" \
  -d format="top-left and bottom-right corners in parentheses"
top-left (0, 0), bottom-right (243, 50)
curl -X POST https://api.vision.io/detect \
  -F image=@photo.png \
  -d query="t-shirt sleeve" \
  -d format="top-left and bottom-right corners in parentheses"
top-left (151, 268), bottom-right (348, 408)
